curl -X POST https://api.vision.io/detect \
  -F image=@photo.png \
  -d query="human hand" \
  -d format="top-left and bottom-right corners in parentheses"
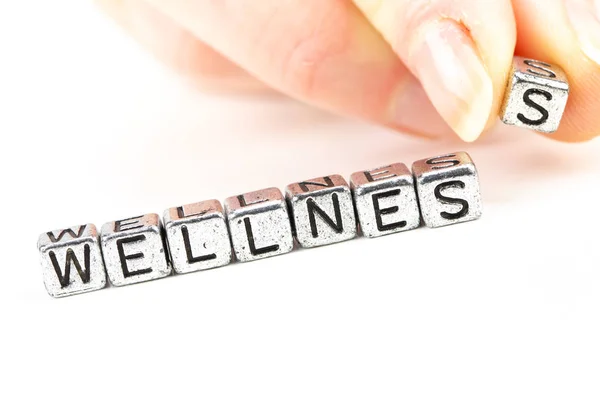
top-left (97, 0), bottom-right (600, 143)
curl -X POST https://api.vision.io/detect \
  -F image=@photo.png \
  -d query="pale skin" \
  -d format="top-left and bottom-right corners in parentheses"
top-left (97, 0), bottom-right (600, 142)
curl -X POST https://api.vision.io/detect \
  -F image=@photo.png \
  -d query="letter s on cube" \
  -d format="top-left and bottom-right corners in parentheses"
top-left (500, 57), bottom-right (569, 133)
top-left (412, 152), bottom-right (482, 228)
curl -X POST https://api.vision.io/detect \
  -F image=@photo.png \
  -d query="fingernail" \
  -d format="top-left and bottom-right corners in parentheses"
top-left (407, 19), bottom-right (493, 142)
top-left (565, 0), bottom-right (600, 65)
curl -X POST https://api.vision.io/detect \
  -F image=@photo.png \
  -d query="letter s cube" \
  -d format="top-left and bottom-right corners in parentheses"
top-left (501, 57), bottom-right (569, 133)
top-left (412, 152), bottom-right (482, 228)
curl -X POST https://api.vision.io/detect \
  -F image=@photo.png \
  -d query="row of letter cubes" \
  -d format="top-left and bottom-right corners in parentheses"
top-left (38, 152), bottom-right (482, 298)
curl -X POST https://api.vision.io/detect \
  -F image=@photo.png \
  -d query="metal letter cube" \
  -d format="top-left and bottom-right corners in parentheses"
top-left (285, 175), bottom-right (357, 248)
top-left (501, 57), bottom-right (569, 133)
top-left (37, 224), bottom-right (107, 298)
top-left (350, 163), bottom-right (420, 238)
top-left (224, 188), bottom-right (294, 262)
top-left (101, 214), bottom-right (171, 286)
top-left (412, 152), bottom-right (482, 228)
top-left (164, 200), bottom-right (232, 273)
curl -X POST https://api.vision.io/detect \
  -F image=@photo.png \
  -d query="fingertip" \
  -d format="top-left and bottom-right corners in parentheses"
top-left (513, 0), bottom-right (600, 143)
top-left (408, 19), bottom-right (496, 142)
top-left (354, 0), bottom-right (515, 142)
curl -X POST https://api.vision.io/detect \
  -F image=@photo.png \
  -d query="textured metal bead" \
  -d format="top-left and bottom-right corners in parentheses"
top-left (101, 214), bottom-right (172, 286)
top-left (286, 175), bottom-right (357, 248)
top-left (412, 152), bottom-right (482, 228)
top-left (224, 188), bottom-right (294, 262)
top-left (164, 200), bottom-right (232, 274)
top-left (37, 224), bottom-right (107, 297)
top-left (501, 57), bottom-right (569, 133)
top-left (350, 163), bottom-right (420, 238)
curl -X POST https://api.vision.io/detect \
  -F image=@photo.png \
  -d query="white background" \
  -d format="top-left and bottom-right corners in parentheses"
top-left (1, 2), bottom-right (600, 399)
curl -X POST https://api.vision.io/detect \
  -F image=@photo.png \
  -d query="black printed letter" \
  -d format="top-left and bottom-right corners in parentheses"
top-left (517, 88), bottom-right (551, 126)
top-left (49, 245), bottom-right (91, 288)
top-left (116, 235), bottom-right (152, 278)
top-left (372, 190), bottom-right (406, 232)
top-left (115, 216), bottom-right (144, 232)
top-left (181, 226), bottom-right (216, 263)
top-left (524, 59), bottom-right (557, 79)
top-left (298, 177), bottom-right (335, 192)
top-left (46, 225), bottom-right (86, 243)
top-left (307, 194), bottom-right (344, 238)
top-left (426, 155), bottom-right (460, 170)
top-left (434, 181), bottom-right (469, 220)
top-left (243, 218), bottom-right (280, 256)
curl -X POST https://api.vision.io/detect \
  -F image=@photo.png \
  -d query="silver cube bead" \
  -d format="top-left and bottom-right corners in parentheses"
top-left (412, 152), bottom-right (482, 228)
top-left (501, 57), bottom-right (569, 133)
top-left (164, 200), bottom-right (232, 274)
top-left (37, 224), bottom-right (107, 298)
top-left (285, 175), bottom-right (357, 248)
top-left (224, 188), bottom-right (294, 262)
top-left (350, 163), bottom-right (420, 238)
top-left (101, 214), bottom-right (171, 286)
